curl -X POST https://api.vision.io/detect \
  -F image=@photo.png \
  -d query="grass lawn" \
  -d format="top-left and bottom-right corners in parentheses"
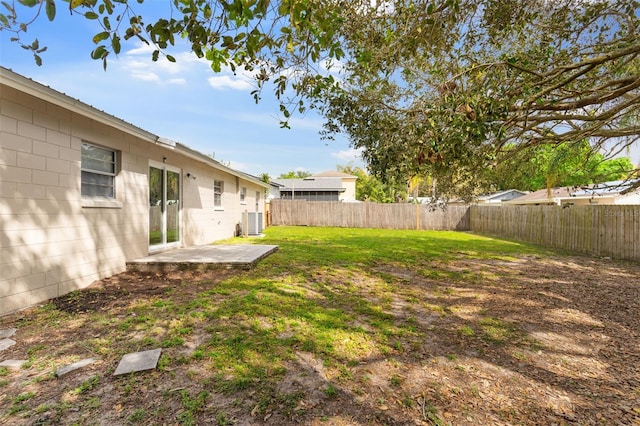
top-left (1, 226), bottom-right (639, 425)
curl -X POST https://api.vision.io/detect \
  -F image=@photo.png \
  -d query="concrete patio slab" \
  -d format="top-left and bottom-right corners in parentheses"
top-left (126, 244), bottom-right (278, 272)
top-left (56, 358), bottom-right (97, 377)
top-left (0, 359), bottom-right (26, 370)
top-left (114, 348), bottom-right (161, 376)
top-left (0, 338), bottom-right (16, 351)
top-left (0, 328), bottom-right (17, 339)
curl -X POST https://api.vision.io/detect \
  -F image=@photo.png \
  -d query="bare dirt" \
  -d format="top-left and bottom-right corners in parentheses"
top-left (1, 255), bottom-right (640, 425)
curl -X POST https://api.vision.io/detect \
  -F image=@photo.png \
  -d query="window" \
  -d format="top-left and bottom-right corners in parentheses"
top-left (81, 142), bottom-right (116, 198)
top-left (214, 180), bottom-right (224, 207)
top-left (240, 187), bottom-right (246, 203)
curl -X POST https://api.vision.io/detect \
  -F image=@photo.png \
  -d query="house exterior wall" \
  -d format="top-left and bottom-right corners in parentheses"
top-left (559, 196), bottom-right (633, 206)
top-left (0, 81), bottom-right (264, 316)
top-left (340, 177), bottom-right (357, 202)
top-left (614, 192), bottom-right (640, 205)
top-left (179, 161), bottom-right (264, 244)
top-left (559, 197), bottom-right (605, 206)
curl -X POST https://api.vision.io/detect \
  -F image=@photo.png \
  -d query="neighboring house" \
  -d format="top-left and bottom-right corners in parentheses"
top-left (0, 67), bottom-right (268, 316)
top-left (266, 180), bottom-right (284, 201)
top-left (272, 171), bottom-right (358, 202)
top-left (504, 180), bottom-right (640, 206)
top-left (476, 189), bottom-right (527, 204)
top-left (410, 189), bottom-right (526, 206)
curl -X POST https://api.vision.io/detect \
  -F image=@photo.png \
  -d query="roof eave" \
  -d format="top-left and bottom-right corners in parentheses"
top-left (175, 143), bottom-right (268, 188)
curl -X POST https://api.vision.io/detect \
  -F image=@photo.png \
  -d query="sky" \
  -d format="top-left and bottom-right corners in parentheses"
top-left (1, 2), bottom-right (638, 180)
top-left (0, 2), bottom-right (364, 178)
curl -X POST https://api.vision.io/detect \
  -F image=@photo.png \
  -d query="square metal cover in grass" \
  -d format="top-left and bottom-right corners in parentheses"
top-left (114, 349), bottom-right (161, 376)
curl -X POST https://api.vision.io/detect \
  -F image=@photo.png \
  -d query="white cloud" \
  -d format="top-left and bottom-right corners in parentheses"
top-left (117, 43), bottom-right (209, 85)
top-left (168, 78), bottom-right (187, 85)
top-left (125, 43), bottom-right (156, 56)
top-left (206, 63), bottom-right (259, 91)
top-left (331, 147), bottom-right (363, 162)
top-left (130, 70), bottom-right (160, 81)
top-left (208, 75), bottom-right (254, 90)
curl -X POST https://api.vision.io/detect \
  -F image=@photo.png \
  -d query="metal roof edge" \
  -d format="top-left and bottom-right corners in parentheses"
top-left (175, 143), bottom-right (268, 188)
top-left (279, 187), bottom-right (347, 192)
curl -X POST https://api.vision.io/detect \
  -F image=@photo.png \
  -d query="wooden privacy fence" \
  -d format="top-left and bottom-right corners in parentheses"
top-left (269, 200), bottom-right (471, 231)
top-left (470, 205), bottom-right (640, 261)
top-left (269, 201), bottom-right (639, 262)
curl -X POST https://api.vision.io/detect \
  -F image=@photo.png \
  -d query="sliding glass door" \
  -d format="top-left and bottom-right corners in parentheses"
top-left (149, 162), bottom-right (181, 250)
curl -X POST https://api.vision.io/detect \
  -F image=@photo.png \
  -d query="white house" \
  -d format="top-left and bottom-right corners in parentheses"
top-left (272, 171), bottom-right (358, 202)
top-left (504, 180), bottom-right (640, 206)
top-left (0, 67), bottom-right (268, 316)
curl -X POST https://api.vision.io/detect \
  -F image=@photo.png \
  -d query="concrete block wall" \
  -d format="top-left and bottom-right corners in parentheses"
top-left (176, 158), bottom-right (264, 245)
top-left (1, 79), bottom-right (266, 316)
top-left (0, 83), bottom-right (150, 315)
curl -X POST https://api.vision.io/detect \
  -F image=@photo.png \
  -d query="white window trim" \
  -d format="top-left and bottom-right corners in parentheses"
top-left (82, 198), bottom-right (123, 209)
top-left (81, 141), bottom-right (119, 208)
top-left (214, 179), bottom-right (224, 211)
top-left (148, 160), bottom-right (182, 251)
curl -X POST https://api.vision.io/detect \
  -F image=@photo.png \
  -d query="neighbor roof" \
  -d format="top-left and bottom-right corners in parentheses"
top-left (273, 177), bottom-right (346, 192)
top-left (504, 179), bottom-right (640, 204)
top-left (311, 171), bottom-right (357, 178)
top-left (504, 187), bottom-right (573, 204)
top-left (477, 189), bottom-right (527, 202)
top-left (570, 180), bottom-right (639, 197)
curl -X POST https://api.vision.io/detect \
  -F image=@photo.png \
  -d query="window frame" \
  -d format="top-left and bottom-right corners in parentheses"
top-left (214, 179), bottom-right (224, 209)
top-left (81, 141), bottom-right (117, 200)
top-left (240, 186), bottom-right (247, 204)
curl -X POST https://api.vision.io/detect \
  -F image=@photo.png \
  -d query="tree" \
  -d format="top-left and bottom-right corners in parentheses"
top-left (258, 172), bottom-right (271, 183)
top-left (1, 0), bottom-right (345, 116)
top-left (4, 0), bottom-right (640, 199)
top-left (258, 172), bottom-right (271, 196)
top-left (277, 170), bottom-right (311, 179)
top-left (488, 141), bottom-right (636, 191)
top-left (317, 0), bottom-right (640, 199)
top-left (336, 164), bottom-right (407, 202)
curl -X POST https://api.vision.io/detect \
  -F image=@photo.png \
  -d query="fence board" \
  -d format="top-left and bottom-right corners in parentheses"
top-left (269, 201), bottom-right (638, 262)
top-left (470, 205), bottom-right (639, 262)
top-left (270, 200), bottom-right (470, 231)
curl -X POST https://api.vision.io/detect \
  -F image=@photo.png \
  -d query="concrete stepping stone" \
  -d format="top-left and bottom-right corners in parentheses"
top-left (114, 349), bottom-right (161, 376)
top-left (0, 359), bottom-right (27, 370)
top-left (0, 338), bottom-right (16, 351)
top-left (55, 358), bottom-right (97, 377)
top-left (0, 328), bottom-right (17, 339)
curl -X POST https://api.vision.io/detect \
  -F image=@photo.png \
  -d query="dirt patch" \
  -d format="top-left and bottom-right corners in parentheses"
top-left (1, 254), bottom-right (640, 425)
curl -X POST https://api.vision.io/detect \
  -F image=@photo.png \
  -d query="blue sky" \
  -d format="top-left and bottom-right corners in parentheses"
top-left (0, 2), bottom-right (363, 178)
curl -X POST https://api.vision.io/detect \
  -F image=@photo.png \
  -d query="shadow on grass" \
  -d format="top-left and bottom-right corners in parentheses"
top-left (2, 226), bottom-right (639, 425)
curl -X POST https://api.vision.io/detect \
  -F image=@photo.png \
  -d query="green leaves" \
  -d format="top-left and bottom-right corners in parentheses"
top-left (90, 44), bottom-right (108, 70)
top-left (111, 33), bottom-right (120, 54)
top-left (92, 31), bottom-right (110, 44)
top-left (90, 45), bottom-right (107, 59)
top-left (4, 0), bottom-right (637, 199)
top-left (205, 48), bottom-right (228, 73)
top-left (45, 0), bottom-right (55, 21)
